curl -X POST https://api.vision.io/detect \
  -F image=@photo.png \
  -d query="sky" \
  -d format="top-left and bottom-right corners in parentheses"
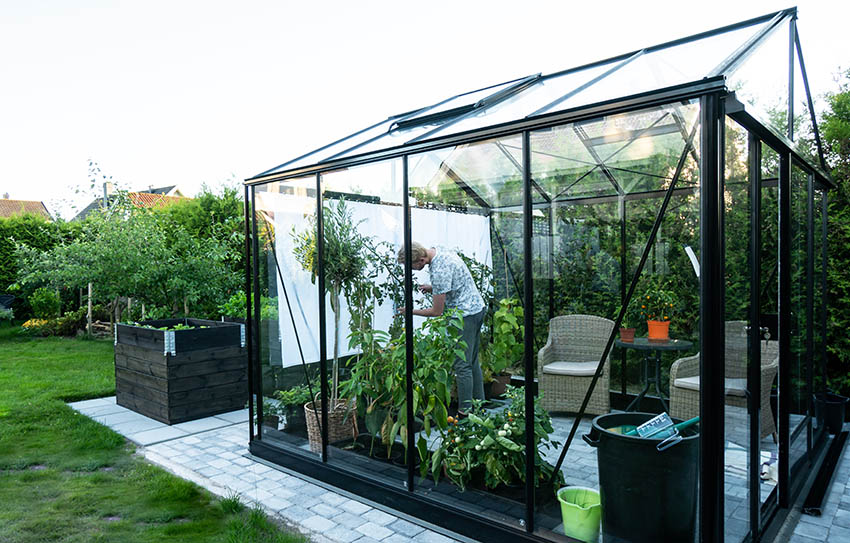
top-left (1, 0), bottom-right (847, 220)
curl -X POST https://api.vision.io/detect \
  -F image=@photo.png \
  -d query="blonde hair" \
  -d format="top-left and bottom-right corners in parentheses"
top-left (398, 241), bottom-right (428, 263)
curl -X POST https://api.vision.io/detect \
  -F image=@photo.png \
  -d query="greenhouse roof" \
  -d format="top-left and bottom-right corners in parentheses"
top-left (249, 7), bottom-right (827, 187)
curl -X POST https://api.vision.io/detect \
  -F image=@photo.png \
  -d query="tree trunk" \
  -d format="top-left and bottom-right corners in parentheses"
top-left (331, 285), bottom-right (340, 405)
top-left (86, 283), bottom-right (92, 336)
top-left (127, 298), bottom-right (132, 320)
top-left (183, 296), bottom-right (189, 317)
top-left (141, 302), bottom-right (146, 320)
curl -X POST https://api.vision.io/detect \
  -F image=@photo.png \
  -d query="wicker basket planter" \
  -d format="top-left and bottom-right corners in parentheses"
top-left (304, 398), bottom-right (358, 453)
top-left (114, 318), bottom-right (247, 424)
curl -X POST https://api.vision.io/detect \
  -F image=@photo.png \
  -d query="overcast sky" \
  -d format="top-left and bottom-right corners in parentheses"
top-left (1, 1), bottom-right (847, 219)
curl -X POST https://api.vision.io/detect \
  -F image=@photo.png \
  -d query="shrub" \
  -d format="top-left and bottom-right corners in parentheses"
top-left (53, 304), bottom-right (109, 336)
top-left (28, 287), bottom-right (61, 319)
top-left (0, 307), bottom-right (13, 322)
top-left (20, 318), bottom-right (56, 336)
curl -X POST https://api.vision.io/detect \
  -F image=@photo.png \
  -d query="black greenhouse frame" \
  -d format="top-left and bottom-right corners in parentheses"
top-left (243, 8), bottom-right (834, 542)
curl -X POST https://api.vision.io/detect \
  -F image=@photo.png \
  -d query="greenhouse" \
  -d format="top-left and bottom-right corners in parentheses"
top-left (243, 8), bottom-right (834, 542)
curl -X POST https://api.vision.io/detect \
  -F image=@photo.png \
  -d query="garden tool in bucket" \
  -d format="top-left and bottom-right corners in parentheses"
top-left (557, 486), bottom-right (601, 543)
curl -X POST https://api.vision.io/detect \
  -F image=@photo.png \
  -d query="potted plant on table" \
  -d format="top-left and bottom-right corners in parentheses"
top-left (618, 300), bottom-right (642, 342)
top-left (639, 282), bottom-right (677, 342)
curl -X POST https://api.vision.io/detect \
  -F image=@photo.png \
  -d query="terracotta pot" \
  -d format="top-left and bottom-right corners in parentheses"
top-left (647, 320), bottom-right (670, 341)
top-left (619, 327), bottom-right (636, 342)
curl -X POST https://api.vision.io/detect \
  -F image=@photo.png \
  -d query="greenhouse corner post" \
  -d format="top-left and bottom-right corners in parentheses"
top-left (699, 91), bottom-right (725, 542)
top-left (316, 172), bottom-right (329, 462)
top-left (252, 185), bottom-right (263, 438)
top-left (747, 131), bottom-right (763, 539)
top-left (244, 184), bottom-right (254, 442)
top-left (807, 169), bottom-right (815, 454)
top-left (522, 130), bottom-right (535, 532)
top-left (402, 155), bottom-right (415, 492)
top-left (778, 153), bottom-right (791, 508)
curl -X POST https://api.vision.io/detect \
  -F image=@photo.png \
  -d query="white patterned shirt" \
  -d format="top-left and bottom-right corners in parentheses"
top-left (429, 248), bottom-right (485, 317)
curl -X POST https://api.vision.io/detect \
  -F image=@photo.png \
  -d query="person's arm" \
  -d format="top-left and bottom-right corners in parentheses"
top-left (413, 293), bottom-right (445, 317)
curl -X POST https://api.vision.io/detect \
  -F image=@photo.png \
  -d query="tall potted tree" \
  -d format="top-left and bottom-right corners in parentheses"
top-left (292, 198), bottom-right (375, 451)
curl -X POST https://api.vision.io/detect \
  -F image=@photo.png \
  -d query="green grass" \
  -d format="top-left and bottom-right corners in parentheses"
top-left (0, 325), bottom-right (307, 543)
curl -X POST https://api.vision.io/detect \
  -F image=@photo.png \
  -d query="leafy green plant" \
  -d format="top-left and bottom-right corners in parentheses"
top-left (218, 290), bottom-right (279, 320)
top-left (488, 298), bottom-right (524, 375)
top-left (430, 385), bottom-right (563, 491)
top-left (638, 279), bottom-right (677, 322)
top-left (342, 311), bottom-right (465, 462)
top-left (28, 287), bottom-right (60, 319)
top-left (275, 384), bottom-right (313, 407)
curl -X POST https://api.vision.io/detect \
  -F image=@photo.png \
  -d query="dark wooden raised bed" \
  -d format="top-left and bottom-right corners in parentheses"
top-left (114, 318), bottom-right (247, 424)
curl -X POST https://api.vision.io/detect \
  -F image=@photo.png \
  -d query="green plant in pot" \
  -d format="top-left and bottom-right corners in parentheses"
top-left (275, 384), bottom-right (313, 433)
top-left (292, 198), bottom-right (374, 450)
top-left (618, 299), bottom-right (643, 343)
top-left (487, 298), bottom-right (523, 396)
top-left (342, 311), bottom-right (464, 467)
top-left (639, 276), bottom-right (678, 341)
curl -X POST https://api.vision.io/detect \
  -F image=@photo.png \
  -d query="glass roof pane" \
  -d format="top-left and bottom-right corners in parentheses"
top-left (262, 118), bottom-right (396, 174)
top-left (726, 19), bottom-right (790, 136)
top-left (531, 100), bottom-right (700, 201)
top-left (424, 20), bottom-right (767, 141)
top-left (401, 79), bottom-right (520, 122)
top-left (412, 63), bottom-right (615, 139)
top-left (540, 21), bottom-right (770, 114)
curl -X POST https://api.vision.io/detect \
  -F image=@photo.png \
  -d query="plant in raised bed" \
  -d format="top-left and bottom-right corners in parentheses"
top-left (430, 385), bottom-right (563, 497)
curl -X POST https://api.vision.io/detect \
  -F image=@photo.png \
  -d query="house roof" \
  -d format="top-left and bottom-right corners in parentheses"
top-left (73, 191), bottom-right (186, 221)
top-left (145, 185), bottom-right (177, 195)
top-left (0, 199), bottom-right (52, 220)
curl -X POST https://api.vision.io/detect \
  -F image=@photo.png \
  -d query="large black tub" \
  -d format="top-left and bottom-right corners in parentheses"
top-left (583, 412), bottom-right (699, 543)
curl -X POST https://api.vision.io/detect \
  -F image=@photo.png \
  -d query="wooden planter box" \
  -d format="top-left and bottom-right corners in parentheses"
top-left (114, 318), bottom-right (247, 424)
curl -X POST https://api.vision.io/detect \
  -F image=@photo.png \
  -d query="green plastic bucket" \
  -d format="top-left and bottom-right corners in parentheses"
top-left (557, 486), bottom-right (601, 543)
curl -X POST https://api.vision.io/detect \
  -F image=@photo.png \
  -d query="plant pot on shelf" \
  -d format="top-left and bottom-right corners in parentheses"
top-left (262, 415), bottom-right (280, 430)
top-left (282, 404), bottom-right (307, 433)
top-left (619, 327), bottom-right (636, 342)
top-left (646, 320), bottom-right (670, 342)
top-left (304, 398), bottom-right (358, 454)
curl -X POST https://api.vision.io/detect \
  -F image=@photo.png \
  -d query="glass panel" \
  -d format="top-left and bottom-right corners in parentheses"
top-left (524, 101), bottom-right (701, 541)
top-left (727, 20), bottom-right (791, 137)
top-left (812, 189), bottom-right (826, 434)
top-left (312, 160), bottom-right (408, 488)
top-left (788, 160), bottom-right (810, 471)
top-left (529, 102), bottom-right (700, 204)
top-left (759, 142), bottom-right (780, 507)
top-left (253, 175), bottom-right (324, 458)
top-left (264, 119), bottom-right (396, 173)
top-left (401, 79), bottom-right (521, 122)
top-left (407, 135), bottom-right (527, 529)
top-left (792, 44), bottom-right (814, 153)
top-left (723, 118), bottom-right (752, 541)
top-left (408, 136), bottom-right (523, 209)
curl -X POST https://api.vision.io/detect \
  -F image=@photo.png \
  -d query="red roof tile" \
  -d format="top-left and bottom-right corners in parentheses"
top-left (0, 200), bottom-right (51, 220)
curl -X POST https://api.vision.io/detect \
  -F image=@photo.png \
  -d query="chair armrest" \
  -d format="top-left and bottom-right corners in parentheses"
top-left (670, 353), bottom-right (700, 382)
top-left (537, 333), bottom-right (556, 373)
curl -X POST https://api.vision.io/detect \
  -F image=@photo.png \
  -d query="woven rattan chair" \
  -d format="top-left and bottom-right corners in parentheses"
top-left (669, 321), bottom-right (779, 441)
top-left (537, 314), bottom-right (615, 415)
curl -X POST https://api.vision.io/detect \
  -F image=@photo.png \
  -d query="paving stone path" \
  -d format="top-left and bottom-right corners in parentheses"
top-left (70, 397), bottom-right (850, 543)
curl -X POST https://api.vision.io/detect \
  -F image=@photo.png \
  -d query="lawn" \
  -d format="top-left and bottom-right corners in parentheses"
top-left (0, 325), bottom-right (307, 543)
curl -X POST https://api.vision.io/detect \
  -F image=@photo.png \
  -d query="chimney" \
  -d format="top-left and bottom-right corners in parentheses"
top-left (103, 181), bottom-right (114, 207)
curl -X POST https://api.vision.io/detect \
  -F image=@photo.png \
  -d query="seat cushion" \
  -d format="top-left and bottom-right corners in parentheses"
top-left (542, 361), bottom-right (599, 377)
top-left (673, 376), bottom-right (747, 397)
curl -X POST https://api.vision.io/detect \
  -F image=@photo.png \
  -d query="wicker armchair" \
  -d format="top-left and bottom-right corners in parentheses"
top-left (669, 321), bottom-right (779, 441)
top-left (537, 314), bottom-right (615, 415)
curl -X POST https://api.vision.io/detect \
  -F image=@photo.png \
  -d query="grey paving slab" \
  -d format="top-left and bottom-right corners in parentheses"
top-left (215, 409), bottom-right (249, 423)
top-left (172, 416), bottom-right (233, 433)
top-left (128, 425), bottom-right (189, 445)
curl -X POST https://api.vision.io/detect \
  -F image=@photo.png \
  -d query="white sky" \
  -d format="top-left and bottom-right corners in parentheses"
top-left (1, 1), bottom-right (847, 219)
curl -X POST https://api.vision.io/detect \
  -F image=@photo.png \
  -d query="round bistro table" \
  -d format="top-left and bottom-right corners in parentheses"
top-left (614, 337), bottom-right (694, 413)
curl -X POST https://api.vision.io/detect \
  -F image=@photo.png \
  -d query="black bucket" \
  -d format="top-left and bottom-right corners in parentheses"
top-left (816, 393), bottom-right (849, 435)
top-left (583, 412), bottom-right (699, 543)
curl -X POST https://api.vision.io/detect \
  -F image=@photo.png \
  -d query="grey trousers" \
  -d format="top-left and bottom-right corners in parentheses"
top-left (455, 308), bottom-right (486, 412)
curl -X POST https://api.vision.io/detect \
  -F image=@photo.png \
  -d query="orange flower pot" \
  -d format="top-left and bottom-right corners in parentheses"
top-left (646, 320), bottom-right (670, 341)
top-left (619, 327), bottom-right (636, 342)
